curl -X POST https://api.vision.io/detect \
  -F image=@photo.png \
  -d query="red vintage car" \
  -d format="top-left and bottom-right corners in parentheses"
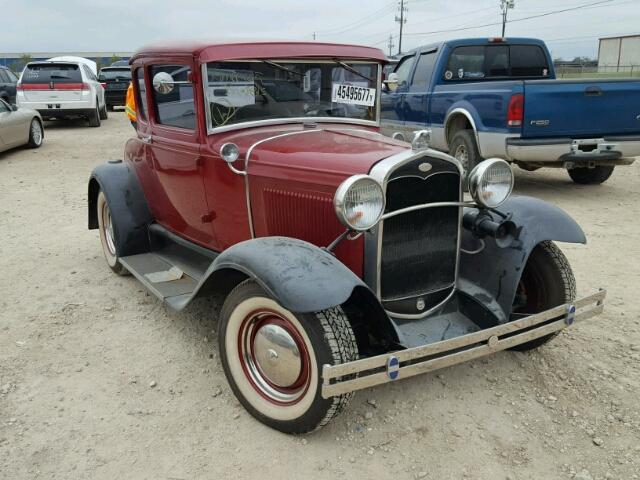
top-left (88, 40), bottom-right (606, 433)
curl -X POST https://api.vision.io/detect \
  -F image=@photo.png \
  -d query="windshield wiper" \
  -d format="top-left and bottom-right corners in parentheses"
top-left (332, 59), bottom-right (374, 83)
top-left (261, 60), bottom-right (304, 77)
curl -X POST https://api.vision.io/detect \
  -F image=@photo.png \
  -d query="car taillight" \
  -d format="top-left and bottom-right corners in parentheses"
top-left (100, 82), bottom-right (107, 89)
top-left (16, 83), bottom-right (23, 91)
top-left (82, 82), bottom-right (90, 91)
top-left (507, 93), bottom-right (523, 127)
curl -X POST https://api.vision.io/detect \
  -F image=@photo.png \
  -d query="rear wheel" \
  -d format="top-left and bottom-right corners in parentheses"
top-left (218, 280), bottom-right (358, 433)
top-left (568, 166), bottom-right (614, 184)
top-left (449, 129), bottom-right (481, 185)
top-left (99, 102), bottom-right (108, 120)
top-left (510, 241), bottom-right (576, 351)
top-left (88, 102), bottom-right (101, 127)
top-left (27, 119), bottom-right (43, 148)
top-left (96, 191), bottom-right (128, 275)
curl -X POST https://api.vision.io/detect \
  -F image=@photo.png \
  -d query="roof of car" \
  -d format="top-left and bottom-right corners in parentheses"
top-left (131, 40), bottom-right (387, 63)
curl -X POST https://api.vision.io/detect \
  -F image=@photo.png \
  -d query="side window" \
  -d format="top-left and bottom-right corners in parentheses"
top-left (510, 45), bottom-right (549, 77)
top-left (6, 70), bottom-right (18, 82)
top-left (135, 68), bottom-right (148, 120)
top-left (150, 64), bottom-right (195, 130)
top-left (411, 51), bottom-right (437, 89)
top-left (0, 70), bottom-right (8, 82)
top-left (393, 56), bottom-right (416, 87)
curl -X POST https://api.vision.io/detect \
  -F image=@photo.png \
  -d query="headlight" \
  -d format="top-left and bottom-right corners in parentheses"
top-left (334, 175), bottom-right (385, 231)
top-left (468, 158), bottom-right (514, 208)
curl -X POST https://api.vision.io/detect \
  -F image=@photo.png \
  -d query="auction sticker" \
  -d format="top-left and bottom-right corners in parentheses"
top-left (332, 83), bottom-right (376, 107)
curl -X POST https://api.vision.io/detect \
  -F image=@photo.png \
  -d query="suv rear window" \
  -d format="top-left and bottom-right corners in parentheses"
top-left (444, 44), bottom-right (549, 80)
top-left (100, 68), bottom-right (132, 81)
top-left (22, 63), bottom-right (82, 83)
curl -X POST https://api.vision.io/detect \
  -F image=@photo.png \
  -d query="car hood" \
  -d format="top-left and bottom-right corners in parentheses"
top-left (210, 123), bottom-right (408, 186)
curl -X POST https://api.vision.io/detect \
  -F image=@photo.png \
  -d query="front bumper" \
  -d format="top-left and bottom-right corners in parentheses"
top-left (322, 289), bottom-right (605, 398)
top-left (506, 136), bottom-right (639, 166)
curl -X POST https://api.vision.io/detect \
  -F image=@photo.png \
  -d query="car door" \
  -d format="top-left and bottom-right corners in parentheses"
top-left (146, 61), bottom-right (214, 245)
top-left (380, 54), bottom-right (416, 138)
top-left (0, 98), bottom-right (27, 147)
top-left (405, 49), bottom-right (438, 132)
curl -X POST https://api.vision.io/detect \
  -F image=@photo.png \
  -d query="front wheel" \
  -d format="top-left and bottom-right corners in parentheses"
top-left (510, 241), bottom-right (576, 351)
top-left (568, 166), bottom-right (614, 184)
top-left (219, 280), bottom-right (358, 433)
top-left (96, 191), bottom-right (128, 275)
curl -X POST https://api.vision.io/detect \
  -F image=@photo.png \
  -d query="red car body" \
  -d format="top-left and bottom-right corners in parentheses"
top-left (126, 41), bottom-right (401, 276)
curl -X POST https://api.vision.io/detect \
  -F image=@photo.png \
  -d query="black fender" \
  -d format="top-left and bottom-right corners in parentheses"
top-left (190, 237), bottom-right (400, 346)
top-left (458, 196), bottom-right (586, 323)
top-left (88, 160), bottom-right (152, 257)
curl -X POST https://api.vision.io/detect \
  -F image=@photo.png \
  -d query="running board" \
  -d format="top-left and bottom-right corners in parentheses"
top-left (120, 224), bottom-right (218, 310)
top-left (321, 289), bottom-right (606, 398)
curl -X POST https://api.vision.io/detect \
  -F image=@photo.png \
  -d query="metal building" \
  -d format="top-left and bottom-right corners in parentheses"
top-left (598, 34), bottom-right (640, 75)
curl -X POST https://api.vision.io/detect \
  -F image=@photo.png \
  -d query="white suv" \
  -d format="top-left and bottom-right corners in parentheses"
top-left (16, 61), bottom-right (107, 127)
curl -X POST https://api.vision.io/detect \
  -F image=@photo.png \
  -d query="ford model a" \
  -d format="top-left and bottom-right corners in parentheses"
top-left (88, 41), bottom-right (606, 433)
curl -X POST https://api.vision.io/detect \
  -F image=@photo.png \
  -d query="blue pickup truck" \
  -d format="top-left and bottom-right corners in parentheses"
top-left (380, 37), bottom-right (640, 184)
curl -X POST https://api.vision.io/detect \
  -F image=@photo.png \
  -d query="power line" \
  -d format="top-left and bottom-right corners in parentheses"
top-left (403, 0), bottom-right (615, 37)
top-left (313, 1), bottom-right (397, 36)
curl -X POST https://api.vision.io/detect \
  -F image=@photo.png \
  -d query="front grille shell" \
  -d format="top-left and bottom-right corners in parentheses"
top-left (365, 149), bottom-right (464, 318)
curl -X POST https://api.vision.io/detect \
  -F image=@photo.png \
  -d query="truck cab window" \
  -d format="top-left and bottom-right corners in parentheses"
top-left (150, 65), bottom-right (195, 129)
top-left (411, 51), bottom-right (437, 89)
top-left (393, 55), bottom-right (416, 87)
top-left (510, 45), bottom-right (549, 77)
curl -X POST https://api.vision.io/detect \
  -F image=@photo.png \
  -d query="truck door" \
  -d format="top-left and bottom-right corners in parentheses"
top-left (380, 54), bottom-right (415, 138)
top-left (405, 49), bottom-right (438, 132)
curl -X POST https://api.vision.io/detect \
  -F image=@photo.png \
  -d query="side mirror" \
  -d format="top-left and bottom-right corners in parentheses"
top-left (10, 104), bottom-right (18, 112)
top-left (152, 71), bottom-right (175, 94)
top-left (384, 72), bottom-right (399, 92)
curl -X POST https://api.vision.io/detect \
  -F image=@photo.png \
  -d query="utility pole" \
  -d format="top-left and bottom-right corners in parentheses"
top-left (395, 0), bottom-right (407, 55)
top-left (500, 0), bottom-right (515, 37)
top-left (387, 34), bottom-right (395, 57)
top-left (313, 32), bottom-right (316, 41)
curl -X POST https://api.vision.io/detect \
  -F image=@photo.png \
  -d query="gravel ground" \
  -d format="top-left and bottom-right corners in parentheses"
top-left (1, 113), bottom-right (638, 480)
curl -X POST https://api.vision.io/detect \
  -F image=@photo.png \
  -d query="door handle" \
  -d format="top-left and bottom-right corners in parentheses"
top-left (585, 86), bottom-right (602, 96)
top-left (140, 135), bottom-right (153, 144)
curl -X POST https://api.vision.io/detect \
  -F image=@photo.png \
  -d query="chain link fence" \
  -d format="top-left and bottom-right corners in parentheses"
top-left (555, 64), bottom-right (640, 78)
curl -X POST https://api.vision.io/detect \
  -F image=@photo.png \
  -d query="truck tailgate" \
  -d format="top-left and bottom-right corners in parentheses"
top-left (522, 79), bottom-right (640, 138)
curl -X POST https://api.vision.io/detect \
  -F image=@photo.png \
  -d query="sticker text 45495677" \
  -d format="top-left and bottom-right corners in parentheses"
top-left (331, 83), bottom-right (376, 107)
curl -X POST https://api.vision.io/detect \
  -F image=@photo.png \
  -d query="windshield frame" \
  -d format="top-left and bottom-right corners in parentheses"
top-left (201, 58), bottom-right (382, 135)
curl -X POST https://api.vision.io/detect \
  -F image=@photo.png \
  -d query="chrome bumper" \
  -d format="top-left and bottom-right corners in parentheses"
top-left (321, 289), bottom-right (606, 398)
top-left (506, 137), bottom-right (639, 165)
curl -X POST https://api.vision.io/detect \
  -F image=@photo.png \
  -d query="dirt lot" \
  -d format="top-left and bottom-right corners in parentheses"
top-left (1, 113), bottom-right (638, 480)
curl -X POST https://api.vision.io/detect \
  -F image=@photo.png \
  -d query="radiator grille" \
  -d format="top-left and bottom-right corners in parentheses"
top-left (380, 162), bottom-right (460, 304)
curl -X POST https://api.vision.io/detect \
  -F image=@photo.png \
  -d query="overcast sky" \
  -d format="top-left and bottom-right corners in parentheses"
top-left (1, 0), bottom-right (639, 59)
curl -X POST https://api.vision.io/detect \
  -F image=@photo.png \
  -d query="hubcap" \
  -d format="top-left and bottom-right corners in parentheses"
top-left (101, 201), bottom-right (116, 256)
top-left (454, 144), bottom-right (469, 171)
top-left (31, 121), bottom-right (42, 145)
top-left (253, 323), bottom-right (302, 387)
top-left (239, 311), bottom-right (311, 404)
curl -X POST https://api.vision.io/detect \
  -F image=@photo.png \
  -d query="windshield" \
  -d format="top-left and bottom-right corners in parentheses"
top-left (99, 68), bottom-right (132, 80)
top-left (204, 60), bottom-right (379, 130)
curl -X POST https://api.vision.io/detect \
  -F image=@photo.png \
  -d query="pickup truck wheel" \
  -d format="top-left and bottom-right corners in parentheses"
top-left (27, 119), bottom-right (43, 148)
top-left (567, 166), bottom-right (614, 185)
top-left (96, 191), bottom-right (128, 276)
top-left (219, 279), bottom-right (358, 433)
top-left (88, 102), bottom-right (101, 127)
top-left (510, 241), bottom-right (576, 351)
top-left (450, 129), bottom-right (481, 180)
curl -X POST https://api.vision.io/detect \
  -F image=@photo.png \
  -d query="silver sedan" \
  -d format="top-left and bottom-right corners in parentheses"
top-left (0, 98), bottom-right (43, 153)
